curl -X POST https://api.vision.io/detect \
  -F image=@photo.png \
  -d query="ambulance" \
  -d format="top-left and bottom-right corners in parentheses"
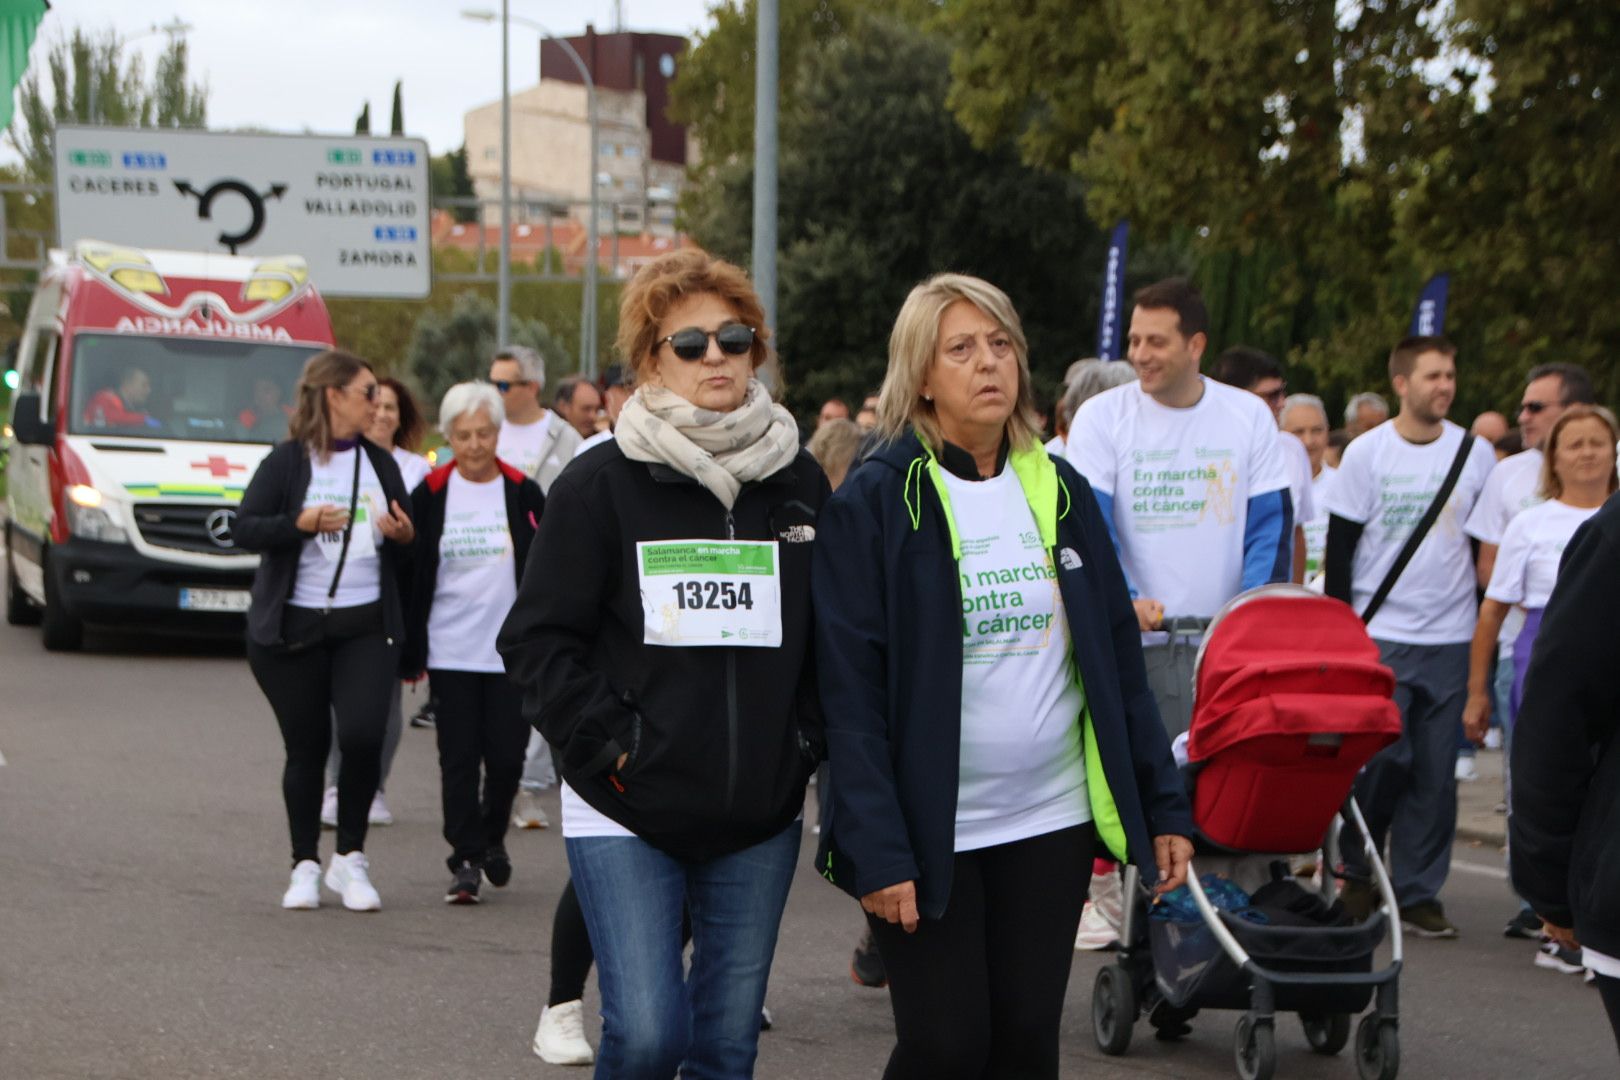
top-left (4, 240), bottom-right (336, 649)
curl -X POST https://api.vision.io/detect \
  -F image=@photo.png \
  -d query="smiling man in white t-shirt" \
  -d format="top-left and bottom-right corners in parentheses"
top-left (1325, 335), bottom-right (1497, 939)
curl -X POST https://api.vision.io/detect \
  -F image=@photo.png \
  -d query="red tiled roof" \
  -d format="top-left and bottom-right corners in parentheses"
top-left (429, 210), bottom-right (690, 275)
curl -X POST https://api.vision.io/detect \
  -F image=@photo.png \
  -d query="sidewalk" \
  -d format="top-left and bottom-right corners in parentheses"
top-left (1457, 746), bottom-right (1508, 847)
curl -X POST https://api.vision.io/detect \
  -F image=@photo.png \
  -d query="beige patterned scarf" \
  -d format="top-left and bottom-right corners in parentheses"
top-left (614, 381), bottom-right (801, 509)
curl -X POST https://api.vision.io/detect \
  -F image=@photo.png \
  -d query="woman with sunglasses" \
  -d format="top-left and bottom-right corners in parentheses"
top-left (499, 248), bottom-right (825, 1079)
top-left (320, 376), bottom-right (430, 830)
top-left (813, 274), bottom-right (1192, 1079)
top-left (237, 350), bottom-right (416, 912)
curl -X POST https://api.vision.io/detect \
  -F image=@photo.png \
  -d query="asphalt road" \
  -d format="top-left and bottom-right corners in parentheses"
top-left (1, 616), bottom-right (1614, 1080)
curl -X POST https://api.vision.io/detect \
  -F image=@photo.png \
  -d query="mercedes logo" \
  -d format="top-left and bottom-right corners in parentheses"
top-left (205, 508), bottom-right (237, 549)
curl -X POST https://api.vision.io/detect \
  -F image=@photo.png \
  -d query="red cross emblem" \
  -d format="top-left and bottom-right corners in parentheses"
top-left (191, 456), bottom-right (246, 478)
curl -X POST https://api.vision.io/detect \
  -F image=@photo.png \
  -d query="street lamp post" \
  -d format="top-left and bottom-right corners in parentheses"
top-left (463, 8), bottom-right (600, 376)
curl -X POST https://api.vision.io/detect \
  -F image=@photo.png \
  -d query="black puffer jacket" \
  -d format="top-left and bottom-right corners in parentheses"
top-left (1510, 496), bottom-right (1620, 958)
top-left (496, 439), bottom-right (828, 861)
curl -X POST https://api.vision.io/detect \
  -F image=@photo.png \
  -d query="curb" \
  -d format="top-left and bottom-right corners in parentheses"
top-left (1457, 826), bottom-right (1506, 848)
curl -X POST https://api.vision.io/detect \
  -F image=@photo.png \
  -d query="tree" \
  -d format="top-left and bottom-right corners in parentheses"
top-left (684, 19), bottom-right (1103, 418)
top-left (429, 144), bottom-right (476, 223)
top-left (405, 290), bottom-right (570, 409)
top-left (354, 101), bottom-right (370, 135)
top-left (938, 0), bottom-right (1620, 417)
top-left (389, 80), bottom-right (404, 136)
top-left (9, 29), bottom-right (207, 182)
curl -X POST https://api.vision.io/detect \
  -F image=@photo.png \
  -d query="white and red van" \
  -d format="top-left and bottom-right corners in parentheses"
top-left (4, 240), bottom-right (336, 649)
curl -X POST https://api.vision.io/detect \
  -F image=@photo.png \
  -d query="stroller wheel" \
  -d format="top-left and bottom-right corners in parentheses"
top-left (1355, 1015), bottom-right (1400, 1080)
top-left (1091, 963), bottom-right (1137, 1056)
top-left (1233, 1014), bottom-right (1276, 1080)
top-left (1301, 1011), bottom-right (1352, 1055)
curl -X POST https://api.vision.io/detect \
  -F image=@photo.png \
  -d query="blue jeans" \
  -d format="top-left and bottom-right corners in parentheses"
top-left (566, 821), bottom-right (802, 1080)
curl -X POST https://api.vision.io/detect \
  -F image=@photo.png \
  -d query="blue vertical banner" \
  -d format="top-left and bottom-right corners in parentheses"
top-left (1095, 220), bottom-right (1129, 360)
top-left (1409, 273), bottom-right (1450, 336)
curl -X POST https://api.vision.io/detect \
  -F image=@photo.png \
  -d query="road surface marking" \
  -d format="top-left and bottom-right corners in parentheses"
top-left (1451, 859), bottom-right (1509, 881)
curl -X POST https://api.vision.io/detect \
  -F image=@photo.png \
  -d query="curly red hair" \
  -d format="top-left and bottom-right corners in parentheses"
top-left (615, 249), bottom-right (771, 382)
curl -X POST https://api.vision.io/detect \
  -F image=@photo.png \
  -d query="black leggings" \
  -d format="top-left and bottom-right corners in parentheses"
top-left (1599, 974), bottom-right (1620, 1059)
top-left (247, 605), bottom-right (397, 864)
top-left (867, 823), bottom-right (1095, 1080)
top-left (429, 669), bottom-right (528, 870)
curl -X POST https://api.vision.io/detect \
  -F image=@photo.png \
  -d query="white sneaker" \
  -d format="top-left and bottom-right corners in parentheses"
top-left (1456, 755), bottom-right (1480, 782)
top-left (533, 1000), bottom-right (595, 1065)
top-left (1076, 868), bottom-right (1123, 950)
top-left (325, 851), bottom-right (382, 911)
top-left (1483, 728), bottom-right (1503, 750)
top-left (368, 791), bottom-right (394, 826)
top-left (281, 860), bottom-right (321, 910)
top-left (512, 789), bottom-right (550, 830)
top-left (319, 785), bottom-right (338, 829)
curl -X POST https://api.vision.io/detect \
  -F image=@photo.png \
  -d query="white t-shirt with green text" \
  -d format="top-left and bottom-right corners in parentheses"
top-left (292, 447), bottom-right (384, 610)
top-left (426, 471), bottom-right (517, 672)
top-left (1065, 378), bottom-right (1291, 617)
top-left (944, 468), bottom-right (1090, 852)
top-left (1326, 420), bottom-right (1497, 644)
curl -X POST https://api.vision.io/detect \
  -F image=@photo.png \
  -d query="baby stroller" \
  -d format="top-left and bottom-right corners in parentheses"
top-left (1091, 585), bottom-right (1406, 1080)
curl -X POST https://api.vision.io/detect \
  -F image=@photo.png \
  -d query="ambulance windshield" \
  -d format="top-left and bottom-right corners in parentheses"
top-left (69, 334), bottom-right (322, 444)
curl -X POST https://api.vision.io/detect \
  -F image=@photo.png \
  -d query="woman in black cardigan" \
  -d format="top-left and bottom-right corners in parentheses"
top-left (236, 349), bottom-right (415, 913)
top-left (402, 381), bottom-right (544, 904)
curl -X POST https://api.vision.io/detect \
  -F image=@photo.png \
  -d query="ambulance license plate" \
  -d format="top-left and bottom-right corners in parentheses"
top-left (179, 588), bottom-right (250, 613)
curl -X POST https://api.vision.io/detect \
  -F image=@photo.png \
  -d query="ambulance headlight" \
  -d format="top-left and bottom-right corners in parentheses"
top-left (65, 485), bottom-right (130, 544)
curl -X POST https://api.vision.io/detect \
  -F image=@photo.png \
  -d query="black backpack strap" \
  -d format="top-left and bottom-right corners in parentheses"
top-left (323, 446), bottom-right (363, 612)
top-left (1361, 433), bottom-right (1475, 625)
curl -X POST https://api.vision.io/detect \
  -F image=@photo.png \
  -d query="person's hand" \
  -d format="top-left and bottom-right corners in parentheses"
top-left (1462, 691), bottom-right (1492, 745)
top-left (377, 499), bottom-right (414, 543)
top-left (296, 504), bottom-right (349, 534)
top-left (861, 881), bottom-right (920, 933)
top-left (1153, 834), bottom-right (1194, 896)
top-left (1133, 597), bottom-right (1165, 631)
top-left (1542, 919), bottom-right (1579, 950)
top-left (615, 752), bottom-right (629, 771)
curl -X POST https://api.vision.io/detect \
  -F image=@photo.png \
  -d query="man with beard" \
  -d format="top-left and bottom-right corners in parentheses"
top-left (1325, 336), bottom-right (1498, 938)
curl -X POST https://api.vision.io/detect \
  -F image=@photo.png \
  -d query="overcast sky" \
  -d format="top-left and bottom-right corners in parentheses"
top-left (6, 0), bottom-right (718, 163)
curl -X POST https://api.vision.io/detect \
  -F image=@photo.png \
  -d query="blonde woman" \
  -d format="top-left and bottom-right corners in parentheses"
top-left (813, 274), bottom-right (1192, 1078)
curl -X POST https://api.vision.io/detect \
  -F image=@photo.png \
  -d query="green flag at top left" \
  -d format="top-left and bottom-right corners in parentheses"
top-left (0, 0), bottom-right (46, 133)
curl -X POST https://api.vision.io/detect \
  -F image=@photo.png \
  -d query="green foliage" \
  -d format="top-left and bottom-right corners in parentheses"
top-left (684, 18), bottom-right (1103, 418)
top-left (937, 0), bottom-right (1620, 419)
top-left (354, 101), bottom-right (370, 135)
top-left (402, 290), bottom-right (570, 412)
top-left (389, 81), bottom-right (403, 136)
top-left (428, 145), bottom-right (476, 223)
top-left (9, 30), bottom-right (207, 183)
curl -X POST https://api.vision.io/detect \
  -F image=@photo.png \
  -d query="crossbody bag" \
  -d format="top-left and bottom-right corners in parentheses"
top-left (1360, 433), bottom-right (1475, 625)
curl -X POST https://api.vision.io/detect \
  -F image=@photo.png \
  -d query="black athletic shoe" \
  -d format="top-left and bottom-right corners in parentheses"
top-left (1504, 907), bottom-right (1543, 940)
top-left (483, 846), bottom-right (513, 888)
top-left (409, 699), bottom-right (437, 729)
top-left (445, 862), bottom-right (481, 905)
top-left (850, 928), bottom-right (887, 988)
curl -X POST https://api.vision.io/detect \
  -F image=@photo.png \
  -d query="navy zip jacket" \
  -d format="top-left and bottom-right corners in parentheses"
top-left (812, 432), bottom-right (1193, 919)
top-left (401, 458), bottom-right (544, 680)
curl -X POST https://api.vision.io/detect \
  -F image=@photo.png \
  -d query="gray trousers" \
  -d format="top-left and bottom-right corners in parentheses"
top-left (1341, 640), bottom-right (1468, 909)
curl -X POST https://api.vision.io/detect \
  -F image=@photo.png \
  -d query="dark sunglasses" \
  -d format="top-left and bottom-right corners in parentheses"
top-left (492, 379), bottom-right (534, 394)
top-left (343, 383), bottom-right (378, 402)
top-left (1519, 400), bottom-right (1555, 415)
top-left (659, 324), bottom-right (756, 361)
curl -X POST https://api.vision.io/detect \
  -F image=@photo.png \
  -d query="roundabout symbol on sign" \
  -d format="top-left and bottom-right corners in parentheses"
top-left (173, 178), bottom-right (288, 254)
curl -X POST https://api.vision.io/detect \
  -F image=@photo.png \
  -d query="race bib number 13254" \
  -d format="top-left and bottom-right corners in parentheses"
top-left (636, 539), bottom-right (782, 648)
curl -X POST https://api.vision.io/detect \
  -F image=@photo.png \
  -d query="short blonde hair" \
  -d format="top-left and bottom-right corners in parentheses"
top-left (806, 417), bottom-right (863, 489)
top-left (876, 273), bottom-right (1043, 454)
top-left (1539, 404), bottom-right (1620, 500)
top-left (438, 381), bottom-right (505, 439)
top-left (614, 249), bottom-right (771, 384)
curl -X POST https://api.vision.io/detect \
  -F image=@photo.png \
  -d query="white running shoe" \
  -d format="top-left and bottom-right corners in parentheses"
top-left (325, 851), bottom-right (382, 911)
top-left (533, 1000), bottom-right (595, 1065)
top-left (281, 860), bottom-right (322, 910)
top-left (1456, 755), bottom-right (1480, 783)
top-left (512, 789), bottom-right (550, 830)
top-left (319, 786), bottom-right (338, 829)
top-left (1076, 868), bottom-right (1123, 950)
top-left (1483, 728), bottom-right (1503, 750)
top-left (368, 791), bottom-right (394, 826)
